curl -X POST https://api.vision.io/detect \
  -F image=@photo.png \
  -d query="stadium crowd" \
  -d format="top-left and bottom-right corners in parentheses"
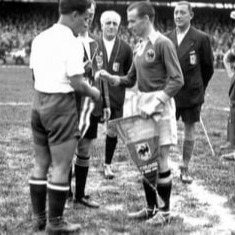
top-left (0, 2), bottom-right (234, 67)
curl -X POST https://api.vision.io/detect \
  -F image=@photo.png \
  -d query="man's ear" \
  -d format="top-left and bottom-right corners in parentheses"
top-left (71, 11), bottom-right (78, 21)
top-left (190, 11), bottom-right (194, 20)
top-left (144, 14), bottom-right (150, 22)
top-left (101, 23), bottom-right (104, 31)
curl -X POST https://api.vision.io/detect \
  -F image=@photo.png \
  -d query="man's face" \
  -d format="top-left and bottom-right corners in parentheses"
top-left (174, 4), bottom-right (192, 29)
top-left (102, 19), bottom-right (119, 40)
top-left (79, 3), bottom-right (95, 34)
top-left (73, 10), bottom-right (90, 36)
top-left (127, 8), bottom-right (146, 38)
top-left (88, 3), bottom-right (95, 28)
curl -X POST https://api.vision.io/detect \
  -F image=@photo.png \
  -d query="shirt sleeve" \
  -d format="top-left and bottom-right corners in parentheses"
top-left (66, 38), bottom-right (85, 77)
top-left (119, 62), bottom-right (137, 88)
top-left (160, 39), bottom-right (184, 98)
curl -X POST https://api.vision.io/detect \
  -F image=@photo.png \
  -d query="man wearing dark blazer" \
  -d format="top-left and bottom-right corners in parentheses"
top-left (97, 10), bottom-right (133, 179)
top-left (166, 1), bottom-right (214, 183)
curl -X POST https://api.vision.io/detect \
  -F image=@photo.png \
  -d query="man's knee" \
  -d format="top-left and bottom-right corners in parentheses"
top-left (50, 139), bottom-right (78, 182)
top-left (106, 125), bottom-right (117, 138)
top-left (158, 145), bottom-right (170, 168)
top-left (33, 144), bottom-right (51, 178)
top-left (184, 122), bottom-right (196, 140)
top-left (77, 138), bottom-right (93, 156)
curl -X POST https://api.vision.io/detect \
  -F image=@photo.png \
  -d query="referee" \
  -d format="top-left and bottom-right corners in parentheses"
top-left (28, 0), bottom-right (100, 233)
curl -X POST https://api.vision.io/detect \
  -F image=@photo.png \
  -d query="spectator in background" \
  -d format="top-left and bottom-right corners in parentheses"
top-left (166, 1), bottom-right (214, 184)
top-left (29, 0), bottom-right (100, 233)
top-left (220, 11), bottom-right (235, 161)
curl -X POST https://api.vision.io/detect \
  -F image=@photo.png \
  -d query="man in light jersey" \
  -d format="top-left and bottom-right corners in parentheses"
top-left (28, 0), bottom-right (100, 233)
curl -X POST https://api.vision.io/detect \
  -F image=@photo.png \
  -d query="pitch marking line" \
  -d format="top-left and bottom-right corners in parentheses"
top-left (0, 102), bottom-right (31, 106)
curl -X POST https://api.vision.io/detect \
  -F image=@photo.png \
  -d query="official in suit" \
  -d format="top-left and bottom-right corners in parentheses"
top-left (166, 1), bottom-right (214, 183)
top-left (97, 10), bottom-right (133, 179)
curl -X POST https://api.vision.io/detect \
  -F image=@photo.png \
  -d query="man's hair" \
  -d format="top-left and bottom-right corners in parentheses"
top-left (59, 0), bottom-right (91, 15)
top-left (127, 1), bottom-right (155, 23)
top-left (100, 10), bottom-right (121, 26)
top-left (177, 1), bottom-right (193, 15)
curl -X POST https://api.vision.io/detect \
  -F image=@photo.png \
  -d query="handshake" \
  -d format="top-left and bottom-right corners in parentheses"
top-left (95, 70), bottom-right (120, 86)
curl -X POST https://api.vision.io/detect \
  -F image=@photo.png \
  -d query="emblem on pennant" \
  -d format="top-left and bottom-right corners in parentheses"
top-left (136, 142), bottom-right (151, 161)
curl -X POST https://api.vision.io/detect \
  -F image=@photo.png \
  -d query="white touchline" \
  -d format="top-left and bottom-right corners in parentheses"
top-left (0, 102), bottom-right (31, 106)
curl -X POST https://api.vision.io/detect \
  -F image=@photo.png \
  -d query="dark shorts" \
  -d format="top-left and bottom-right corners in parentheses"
top-left (110, 107), bottom-right (123, 120)
top-left (176, 105), bottom-right (201, 123)
top-left (31, 91), bottom-right (80, 146)
top-left (227, 105), bottom-right (235, 145)
top-left (83, 114), bottom-right (100, 139)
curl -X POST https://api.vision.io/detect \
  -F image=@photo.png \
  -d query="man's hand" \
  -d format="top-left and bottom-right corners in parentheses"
top-left (101, 107), bottom-right (111, 122)
top-left (84, 60), bottom-right (92, 72)
top-left (140, 98), bottom-right (164, 119)
top-left (94, 69), bottom-right (109, 81)
top-left (101, 72), bottom-right (120, 86)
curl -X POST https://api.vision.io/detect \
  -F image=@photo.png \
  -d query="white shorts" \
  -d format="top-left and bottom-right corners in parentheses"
top-left (158, 98), bottom-right (177, 146)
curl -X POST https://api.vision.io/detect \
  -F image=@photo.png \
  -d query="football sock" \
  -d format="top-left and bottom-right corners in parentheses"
top-left (142, 178), bottom-right (158, 210)
top-left (183, 140), bottom-right (195, 167)
top-left (157, 170), bottom-right (172, 212)
top-left (47, 182), bottom-right (69, 224)
top-left (29, 177), bottom-right (47, 222)
top-left (74, 154), bottom-right (89, 200)
top-left (105, 135), bottom-right (117, 165)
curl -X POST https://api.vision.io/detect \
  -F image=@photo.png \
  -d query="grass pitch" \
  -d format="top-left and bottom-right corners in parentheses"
top-left (0, 67), bottom-right (235, 234)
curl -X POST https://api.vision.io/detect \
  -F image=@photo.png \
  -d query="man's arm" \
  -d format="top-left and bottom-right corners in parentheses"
top-left (99, 62), bottom-right (137, 88)
top-left (200, 34), bottom-right (214, 89)
top-left (69, 74), bottom-right (100, 102)
top-left (160, 39), bottom-right (184, 103)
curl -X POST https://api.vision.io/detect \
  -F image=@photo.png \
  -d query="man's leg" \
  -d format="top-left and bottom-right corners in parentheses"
top-left (29, 144), bottom-right (51, 231)
top-left (180, 122), bottom-right (195, 184)
top-left (46, 138), bottom-right (81, 233)
top-left (127, 177), bottom-right (158, 220)
top-left (104, 122), bottom-right (118, 179)
top-left (147, 145), bottom-right (172, 225)
top-left (74, 138), bottom-right (99, 208)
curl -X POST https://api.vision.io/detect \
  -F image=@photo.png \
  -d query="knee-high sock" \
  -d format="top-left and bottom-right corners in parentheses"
top-left (142, 178), bottom-right (158, 210)
top-left (183, 140), bottom-right (195, 168)
top-left (157, 170), bottom-right (172, 212)
top-left (105, 135), bottom-right (117, 165)
top-left (29, 177), bottom-right (47, 220)
top-left (74, 154), bottom-right (90, 200)
top-left (47, 182), bottom-right (69, 223)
